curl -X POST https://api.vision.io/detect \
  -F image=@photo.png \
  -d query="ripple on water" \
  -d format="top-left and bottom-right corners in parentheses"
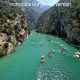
top-left (37, 64), bottom-right (72, 80)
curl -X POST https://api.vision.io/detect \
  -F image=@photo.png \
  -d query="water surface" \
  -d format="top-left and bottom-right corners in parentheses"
top-left (0, 32), bottom-right (80, 80)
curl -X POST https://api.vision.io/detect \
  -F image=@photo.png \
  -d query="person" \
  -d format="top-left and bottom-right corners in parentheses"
top-left (41, 56), bottom-right (45, 63)
top-left (60, 45), bottom-right (66, 55)
top-left (61, 49), bottom-right (65, 55)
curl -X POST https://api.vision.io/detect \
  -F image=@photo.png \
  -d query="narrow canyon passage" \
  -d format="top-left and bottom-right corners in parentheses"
top-left (0, 31), bottom-right (80, 80)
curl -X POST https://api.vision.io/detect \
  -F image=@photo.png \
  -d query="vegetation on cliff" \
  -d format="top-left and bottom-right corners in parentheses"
top-left (36, 0), bottom-right (80, 47)
top-left (22, 0), bottom-right (49, 34)
top-left (0, 0), bottom-right (28, 56)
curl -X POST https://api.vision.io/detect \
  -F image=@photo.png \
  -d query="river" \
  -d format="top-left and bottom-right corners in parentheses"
top-left (0, 31), bottom-right (80, 80)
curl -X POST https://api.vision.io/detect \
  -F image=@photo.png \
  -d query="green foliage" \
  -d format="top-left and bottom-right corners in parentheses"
top-left (69, 0), bottom-right (80, 19)
top-left (36, 0), bottom-right (80, 46)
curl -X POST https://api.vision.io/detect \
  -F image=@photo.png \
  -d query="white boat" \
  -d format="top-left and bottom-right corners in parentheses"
top-left (74, 52), bottom-right (80, 60)
top-left (41, 56), bottom-right (45, 63)
top-left (41, 59), bottom-right (44, 63)
top-left (75, 52), bottom-right (80, 55)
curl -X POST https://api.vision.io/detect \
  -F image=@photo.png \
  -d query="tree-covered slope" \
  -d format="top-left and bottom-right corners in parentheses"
top-left (36, 0), bottom-right (80, 47)
top-left (0, 0), bottom-right (28, 56)
top-left (22, 0), bottom-right (49, 33)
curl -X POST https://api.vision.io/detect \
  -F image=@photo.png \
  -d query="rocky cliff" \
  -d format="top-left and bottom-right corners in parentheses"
top-left (0, 0), bottom-right (28, 56)
top-left (22, 0), bottom-right (50, 33)
top-left (36, 0), bottom-right (80, 48)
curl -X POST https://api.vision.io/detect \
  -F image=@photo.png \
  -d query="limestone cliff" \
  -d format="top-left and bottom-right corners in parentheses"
top-left (0, 0), bottom-right (28, 56)
top-left (36, 0), bottom-right (80, 48)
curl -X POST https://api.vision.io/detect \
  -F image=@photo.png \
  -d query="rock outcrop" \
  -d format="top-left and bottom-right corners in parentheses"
top-left (0, 0), bottom-right (28, 56)
top-left (36, 0), bottom-right (80, 47)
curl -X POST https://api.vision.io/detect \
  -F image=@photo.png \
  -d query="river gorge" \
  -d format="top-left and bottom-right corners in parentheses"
top-left (0, 31), bottom-right (80, 80)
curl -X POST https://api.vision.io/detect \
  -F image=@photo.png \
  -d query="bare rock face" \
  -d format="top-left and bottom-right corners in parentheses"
top-left (0, 33), bottom-right (7, 56)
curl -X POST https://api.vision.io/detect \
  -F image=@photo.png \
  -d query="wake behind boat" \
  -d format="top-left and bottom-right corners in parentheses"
top-left (37, 71), bottom-right (44, 80)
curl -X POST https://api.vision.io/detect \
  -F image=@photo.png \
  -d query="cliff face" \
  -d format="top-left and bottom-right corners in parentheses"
top-left (36, 0), bottom-right (80, 47)
top-left (22, 0), bottom-right (49, 33)
top-left (0, 0), bottom-right (28, 56)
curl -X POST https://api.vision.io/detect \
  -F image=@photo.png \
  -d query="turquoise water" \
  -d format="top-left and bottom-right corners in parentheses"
top-left (0, 32), bottom-right (80, 80)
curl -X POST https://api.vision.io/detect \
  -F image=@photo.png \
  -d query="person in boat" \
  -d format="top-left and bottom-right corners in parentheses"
top-left (48, 51), bottom-right (52, 57)
top-left (60, 45), bottom-right (66, 55)
top-left (41, 56), bottom-right (45, 63)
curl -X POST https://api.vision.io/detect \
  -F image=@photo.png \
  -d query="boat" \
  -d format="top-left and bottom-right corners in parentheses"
top-left (74, 52), bottom-right (80, 60)
top-left (41, 56), bottom-right (45, 63)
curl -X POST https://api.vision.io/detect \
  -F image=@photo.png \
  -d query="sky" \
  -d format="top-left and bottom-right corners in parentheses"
top-left (38, 0), bottom-right (60, 6)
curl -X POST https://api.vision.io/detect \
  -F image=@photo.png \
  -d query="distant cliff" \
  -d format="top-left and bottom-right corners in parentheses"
top-left (36, 0), bottom-right (80, 47)
top-left (22, 0), bottom-right (49, 33)
top-left (0, 0), bottom-right (28, 56)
